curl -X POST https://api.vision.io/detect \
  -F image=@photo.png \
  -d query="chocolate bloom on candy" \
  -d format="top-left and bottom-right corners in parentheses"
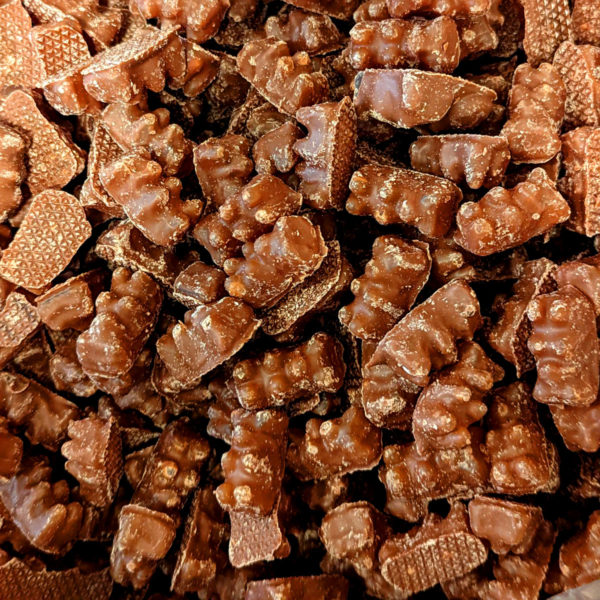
top-left (0, 0), bottom-right (599, 596)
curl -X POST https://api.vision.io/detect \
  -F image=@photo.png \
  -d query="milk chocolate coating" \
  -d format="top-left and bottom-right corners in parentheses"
top-left (368, 280), bottom-right (482, 387)
top-left (354, 69), bottom-right (497, 130)
top-left (236, 38), bottom-right (328, 116)
top-left (349, 17), bottom-right (461, 73)
top-left (294, 98), bottom-right (357, 210)
top-left (232, 332), bottom-right (345, 409)
top-left (410, 134), bottom-right (510, 189)
top-left (339, 236), bottom-right (431, 340)
top-left (1, 0), bottom-right (600, 595)
top-left (347, 164), bottom-right (462, 237)
top-left (0, 457), bottom-right (82, 554)
top-left (527, 286), bottom-right (599, 407)
top-left (76, 267), bottom-right (162, 379)
top-left (455, 168), bottom-right (570, 256)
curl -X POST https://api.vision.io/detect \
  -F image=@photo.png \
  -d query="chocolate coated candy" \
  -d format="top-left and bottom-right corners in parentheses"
top-left (0, 371), bottom-right (80, 452)
top-left (410, 134), bottom-right (510, 189)
top-left (354, 69), bottom-right (497, 130)
top-left (232, 332), bottom-right (345, 410)
top-left (468, 496), bottom-right (543, 555)
top-left (0, 89), bottom-right (85, 195)
top-left (347, 164), bottom-right (461, 237)
top-left (76, 267), bottom-right (162, 379)
top-left (339, 236), bottom-right (430, 340)
top-left (236, 37), bottom-right (328, 116)
top-left (157, 297), bottom-right (260, 389)
top-left (379, 504), bottom-right (487, 595)
top-left (368, 280), bottom-right (482, 387)
top-left (454, 168), bottom-right (570, 256)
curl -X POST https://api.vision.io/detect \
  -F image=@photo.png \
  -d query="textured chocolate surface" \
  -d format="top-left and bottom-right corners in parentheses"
top-left (0, 1), bottom-right (598, 597)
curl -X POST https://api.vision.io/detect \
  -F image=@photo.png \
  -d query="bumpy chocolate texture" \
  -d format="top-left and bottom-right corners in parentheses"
top-left (111, 420), bottom-right (210, 588)
top-left (173, 261), bottom-right (226, 308)
top-left (264, 10), bottom-right (344, 56)
top-left (94, 220), bottom-right (189, 287)
top-left (170, 40), bottom-right (220, 97)
top-left (488, 258), bottom-right (556, 376)
top-left (0, 560), bottom-right (112, 600)
top-left (253, 122), bottom-right (302, 175)
top-left (131, 419), bottom-right (210, 519)
top-left (339, 237), bottom-right (430, 340)
top-left (550, 399), bottom-right (600, 453)
top-left (409, 134), bottom-right (510, 189)
top-left (171, 488), bottom-right (227, 594)
top-left (468, 496), bottom-right (543, 555)
top-left (454, 168), bottom-right (570, 256)
top-left (287, 405), bottom-right (382, 481)
top-left (102, 104), bottom-right (192, 176)
top-left (444, 516), bottom-right (555, 600)
top-left (502, 63), bottom-right (566, 164)
top-left (362, 342), bottom-right (421, 429)
top-left (252, 122), bottom-right (302, 174)
top-left (82, 26), bottom-right (186, 103)
top-left (519, 0), bottom-right (572, 66)
top-left (101, 153), bottom-right (200, 247)
top-left (49, 336), bottom-right (97, 398)
top-left (193, 134), bottom-right (254, 208)
top-left (572, 0), bottom-right (600, 45)
top-left (0, 0), bottom-right (41, 89)
top-left (0, 371), bottom-right (80, 452)
top-left (412, 342), bottom-right (502, 454)
top-left (76, 267), bottom-right (162, 379)
top-left (379, 504), bottom-right (487, 595)
top-left (386, 0), bottom-right (490, 17)
top-left (216, 409), bottom-right (288, 516)
top-left (0, 89), bottom-right (85, 195)
top-left (236, 38), bottom-right (329, 116)
top-left (527, 285), bottom-right (599, 407)
top-left (62, 416), bottom-right (123, 507)
top-left (217, 409), bottom-right (288, 568)
top-left (231, 332), bottom-right (345, 409)
top-left (246, 575), bottom-right (349, 600)
top-left (380, 431), bottom-right (489, 521)
top-left (354, 69), bottom-right (497, 130)
top-left (346, 164), bottom-right (461, 238)
top-left (219, 174), bottom-right (303, 242)
top-left (224, 215), bottom-right (327, 308)
top-left (485, 383), bottom-right (559, 495)
top-left (31, 21), bottom-right (101, 117)
top-left (0, 293), bottom-right (40, 368)
top-left (555, 255), bottom-right (600, 315)
top-left (320, 501), bottom-right (405, 600)
top-left (553, 42), bottom-right (600, 128)
top-left (0, 124), bottom-right (26, 222)
top-left (294, 98), bottom-right (357, 210)
top-left (111, 504), bottom-right (176, 589)
top-left (368, 280), bottom-right (481, 387)
top-left (130, 0), bottom-right (229, 43)
top-left (553, 510), bottom-right (600, 591)
top-left (192, 212), bottom-right (242, 267)
top-left (560, 126), bottom-right (600, 236)
top-left (80, 122), bottom-right (125, 216)
top-left (262, 240), bottom-right (349, 337)
top-left (36, 271), bottom-right (104, 332)
top-left (349, 17), bottom-right (461, 73)
top-left (0, 457), bottom-right (82, 554)
top-left (156, 297), bottom-right (260, 389)
top-left (0, 190), bottom-right (91, 293)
